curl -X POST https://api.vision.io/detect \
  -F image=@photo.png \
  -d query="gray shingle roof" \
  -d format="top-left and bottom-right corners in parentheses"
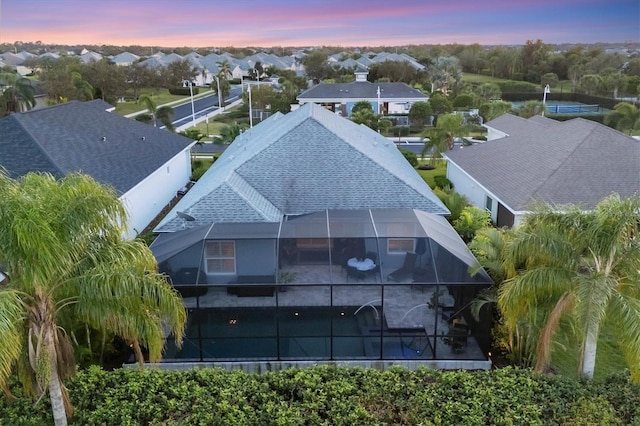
top-left (298, 81), bottom-right (427, 102)
top-left (446, 115), bottom-right (640, 211)
top-left (0, 100), bottom-right (193, 194)
top-left (155, 103), bottom-right (448, 232)
top-left (110, 52), bottom-right (140, 64)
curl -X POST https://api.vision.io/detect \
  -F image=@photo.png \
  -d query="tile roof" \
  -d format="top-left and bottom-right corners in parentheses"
top-left (446, 115), bottom-right (640, 211)
top-left (0, 100), bottom-right (193, 195)
top-left (155, 103), bottom-right (448, 232)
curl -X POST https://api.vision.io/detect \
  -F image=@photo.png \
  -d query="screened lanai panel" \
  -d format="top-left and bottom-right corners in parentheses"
top-left (327, 210), bottom-right (376, 238)
top-left (150, 224), bottom-right (211, 263)
top-left (205, 222), bottom-right (280, 240)
top-left (431, 240), bottom-right (492, 284)
top-left (279, 211), bottom-right (329, 238)
top-left (370, 209), bottom-right (428, 238)
top-left (414, 210), bottom-right (485, 270)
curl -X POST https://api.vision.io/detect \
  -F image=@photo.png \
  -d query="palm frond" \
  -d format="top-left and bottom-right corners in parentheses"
top-left (0, 290), bottom-right (25, 390)
top-left (534, 292), bottom-right (574, 373)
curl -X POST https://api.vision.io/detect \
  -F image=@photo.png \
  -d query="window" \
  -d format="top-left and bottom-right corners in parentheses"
top-left (388, 238), bottom-right (415, 254)
top-left (485, 196), bottom-right (493, 212)
top-left (205, 241), bottom-right (235, 274)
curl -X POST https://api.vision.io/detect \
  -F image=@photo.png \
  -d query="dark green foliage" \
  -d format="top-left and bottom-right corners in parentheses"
top-left (168, 87), bottom-right (200, 96)
top-left (433, 175), bottom-right (453, 189)
top-left (391, 125), bottom-right (410, 137)
top-left (399, 149), bottom-right (418, 167)
top-left (408, 101), bottom-right (433, 129)
top-left (452, 94), bottom-right (475, 108)
top-left (497, 80), bottom-right (539, 93)
top-left (191, 157), bottom-right (215, 181)
top-left (1, 366), bottom-right (638, 425)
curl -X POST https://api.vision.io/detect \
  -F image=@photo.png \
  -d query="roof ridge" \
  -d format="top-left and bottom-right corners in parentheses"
top-left (529, 119), bottom-right (598, 200)
top-left (226, 172), bottom-right (281, 221)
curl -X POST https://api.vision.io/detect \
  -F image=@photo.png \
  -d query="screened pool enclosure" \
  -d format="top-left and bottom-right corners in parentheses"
top-left (150, 209), bottom-right (493, 364)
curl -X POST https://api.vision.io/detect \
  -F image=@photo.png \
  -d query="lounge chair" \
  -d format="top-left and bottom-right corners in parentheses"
top-left (387, 252), bottom-right (417, 282)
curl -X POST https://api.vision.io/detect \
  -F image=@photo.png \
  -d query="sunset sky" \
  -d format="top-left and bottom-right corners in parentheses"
top-left (1, 0), bottom-right (638, 48)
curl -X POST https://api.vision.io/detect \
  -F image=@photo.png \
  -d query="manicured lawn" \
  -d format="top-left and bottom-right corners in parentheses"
top-left (114, 88), bottom-right (190, 115)
top-left (416, 160), bottom-right (447, 188)
top-left (462, 73), bottom-right (509, 84)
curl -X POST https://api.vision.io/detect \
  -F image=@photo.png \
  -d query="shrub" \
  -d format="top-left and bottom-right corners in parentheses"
top-left (453, 206), bottom-right (492, 243)
top-left (1, 366), bottom-right (639, 424)
top-left (399, 149), bottom-right (418, 167)
top-left (433, 175), bottom-right (453, 189)
top-left (168, 87), bottom-right (200, 96)
top-left (391, 125), bottom-right (410, 137)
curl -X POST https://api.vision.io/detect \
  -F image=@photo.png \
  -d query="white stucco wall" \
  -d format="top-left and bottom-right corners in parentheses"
top-left (120, 149), bottom-right (193, 239)
top-left (447, 161), bottom-right (529, 227)
top-left (446, 162), bottom-right (497, 223)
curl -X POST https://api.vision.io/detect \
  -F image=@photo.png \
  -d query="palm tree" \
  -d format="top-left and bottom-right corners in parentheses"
top-left (424, 113), bottom-right (468, 151)
top-left (606, 102), bottom-right (640, 136)
top-left (499, 194), bottom-right (640, 381)
top-left (0, 172), bottom-right (186, 426)
top-left (420, 131), bottom-right (448, 165)
top-left (219, 122), bottom-right (245, 143)
top-left (0, 72), bottom-right (36, 116)
top-left (137, 94), bottom-right (175, 131)
top-left (215, 59), bottom-right (232, 107)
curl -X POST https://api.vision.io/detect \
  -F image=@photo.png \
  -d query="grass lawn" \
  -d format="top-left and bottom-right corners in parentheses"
top-left (462, 73), bottom-right (509, 84)
top-left (416, 160), bottom-right (447, 188)
top-left (180, 120), bottom-right (228, 141)
top-left (114, 88), bottom-right (192, 116)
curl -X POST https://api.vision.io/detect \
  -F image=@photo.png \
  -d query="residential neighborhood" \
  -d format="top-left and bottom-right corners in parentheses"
top-left (1, 3), bottom-right (640, 422)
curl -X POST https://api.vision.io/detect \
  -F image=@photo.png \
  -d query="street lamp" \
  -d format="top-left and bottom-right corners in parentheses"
top-left (184, 80), bottom-right (196, 127)
top-left (214, 75), bottom-right (222, 111)
top-left (542, 84), bottom-right (550, 117)
top-left (248, 83), bottom-right (253, 128)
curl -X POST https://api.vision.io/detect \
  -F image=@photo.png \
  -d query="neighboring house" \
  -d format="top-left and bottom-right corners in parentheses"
top-left (110, 51), bottom-right (140, 66)
top-left (445, 113), bottom-right (640, 227)
top-left (297, 70), bottom-right (428, 116)
top-left (79, 50), bottom-right (103, 63)
top-left (39, 52), bottom-right (60, 60)
top-left (369, 51), bottom-right (426, 71)
top-left (0, 52), bottom-right (24, 67)
top-left (150, 103), bottom-right (492, 369)
top-left (0, 100), bottom-right (195, 239)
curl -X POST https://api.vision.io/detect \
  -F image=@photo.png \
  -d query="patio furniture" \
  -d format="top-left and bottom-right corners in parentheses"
top-left (443, 317), bottom-right (469, 354)
top-left (346, 265), bottom-right (367, 281)
top-left (387, 252), bottom-right (417, 282)
top-left (348, 257), bottom-right (376, 272)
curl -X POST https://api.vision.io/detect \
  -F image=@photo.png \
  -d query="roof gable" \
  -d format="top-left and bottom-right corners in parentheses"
top-left (155, 103), bottom-right (448, 231)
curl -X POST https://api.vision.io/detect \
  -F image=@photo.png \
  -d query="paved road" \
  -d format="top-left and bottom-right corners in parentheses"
top-left (169, 85), bottom-right (244, 128)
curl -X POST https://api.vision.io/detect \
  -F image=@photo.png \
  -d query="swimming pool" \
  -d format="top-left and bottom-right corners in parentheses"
top-left (164, 306), bottom-right (434, 361)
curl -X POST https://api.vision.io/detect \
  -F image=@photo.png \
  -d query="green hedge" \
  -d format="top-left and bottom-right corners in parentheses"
top-left (1, 366), bottom-right (639, 425)
top-left (168, 87), bottom-right (200, 96)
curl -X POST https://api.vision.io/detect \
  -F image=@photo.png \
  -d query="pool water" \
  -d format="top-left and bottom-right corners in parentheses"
top-left (164, 306), bottom-right (433, 361)
top-left (511, 100), bottom-right (608, 115)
